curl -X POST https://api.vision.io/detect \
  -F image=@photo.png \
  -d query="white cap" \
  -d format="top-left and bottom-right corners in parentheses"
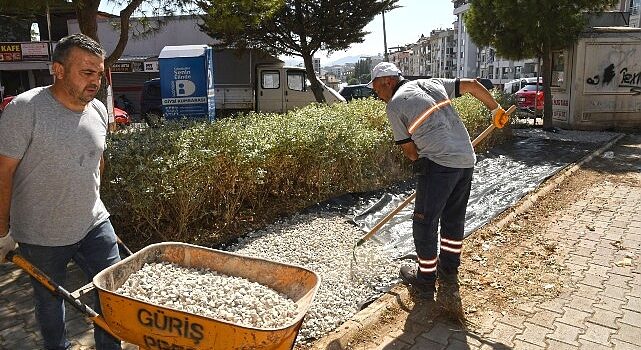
top-left (367, 62), bottom-right (402, 88)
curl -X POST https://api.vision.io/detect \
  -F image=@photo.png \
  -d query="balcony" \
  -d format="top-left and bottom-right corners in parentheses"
top-left (453, 0), bottom-right (468, 8)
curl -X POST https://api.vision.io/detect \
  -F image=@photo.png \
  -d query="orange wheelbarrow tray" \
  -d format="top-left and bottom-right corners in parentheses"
top-left (93, 242), bottom-right (321, 350)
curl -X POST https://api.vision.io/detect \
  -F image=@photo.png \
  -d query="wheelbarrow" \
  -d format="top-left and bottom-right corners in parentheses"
top-left (7, 242), bottom-right (320, 350)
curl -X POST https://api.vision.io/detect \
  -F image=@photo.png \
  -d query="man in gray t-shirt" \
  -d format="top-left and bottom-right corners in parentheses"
top-left (368, 62), bottom-right (508, 311)
top-left (0, 34), bottom-right (122, 350)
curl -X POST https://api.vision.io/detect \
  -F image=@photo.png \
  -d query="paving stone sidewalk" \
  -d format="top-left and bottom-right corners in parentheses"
top-left (0, 262), bottom-right (137, 350)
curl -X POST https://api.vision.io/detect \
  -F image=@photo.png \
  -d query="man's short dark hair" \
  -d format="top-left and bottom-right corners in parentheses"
top-left (52, 33), bottom-right (105, 64)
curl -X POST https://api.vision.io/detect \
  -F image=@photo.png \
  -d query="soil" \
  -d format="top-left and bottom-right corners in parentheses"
top-left (336, 133), bottom-right (641, 349)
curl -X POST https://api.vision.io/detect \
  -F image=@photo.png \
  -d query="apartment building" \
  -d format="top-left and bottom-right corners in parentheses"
top-left (452, 0), bottom-right (479, 79)
top-left (428, 28), bottom-right (457, 78)
top-left (388, 48), bottom-right (412, 75)
top-left (452, 0), bottom-right (538, 85)
top-left (452, 0), bottom-right (633, 86)
top-left (387, 28), bottom-right (456, 78)
top-left (313, 57), bottom-right (321, 74)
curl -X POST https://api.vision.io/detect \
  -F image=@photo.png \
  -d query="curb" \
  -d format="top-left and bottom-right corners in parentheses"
top-left (308, 132), bottom-right (626, 350)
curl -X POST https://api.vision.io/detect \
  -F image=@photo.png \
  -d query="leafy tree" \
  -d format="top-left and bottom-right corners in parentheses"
top-left (197, 0), bottom-right (398, 102)
top-left (350, 58), bottom-right (372, 84)
top-left (465, 0), bottom-right (616, 130)
top-left (347, 76), bottom-right (359, 85)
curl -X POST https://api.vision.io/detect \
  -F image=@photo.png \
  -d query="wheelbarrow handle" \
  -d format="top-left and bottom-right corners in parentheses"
top-left (116, 235), bottom-right (133, 257)
top-left (5, 250), bottom-right (122, 341)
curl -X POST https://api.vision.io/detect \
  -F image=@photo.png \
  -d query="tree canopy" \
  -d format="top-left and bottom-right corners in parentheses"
top-left (465, 0), bottom-right (617, 129)
top-left (350, 58), bottom-right (372, 84)
top-left (197, 0), bottom-right (398, 102)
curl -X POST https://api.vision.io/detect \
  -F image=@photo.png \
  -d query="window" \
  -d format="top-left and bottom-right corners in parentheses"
top-left (524, 63), bottom-right (536, 77)
top-left (514, 66), bottom-right (522, 79)
top-left (262, 71), bottom-right (280, 89)
top-left (551, 51), bottom-right (565, 88)
top-left (502, 67), bottom-right (510, 79)
top-left (287, 71), bottom-right (306, 91)
top-left (511, 83), bottom-right (520, 94)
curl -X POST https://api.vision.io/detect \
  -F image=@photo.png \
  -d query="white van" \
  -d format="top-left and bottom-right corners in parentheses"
top-left (503, 77), bottom-right (543, 94)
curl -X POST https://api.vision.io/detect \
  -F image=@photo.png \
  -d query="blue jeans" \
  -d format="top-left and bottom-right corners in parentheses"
top-left (412, 158), bottom-right (473, 285)
top-left (18, 219), bottom-right (122, 350)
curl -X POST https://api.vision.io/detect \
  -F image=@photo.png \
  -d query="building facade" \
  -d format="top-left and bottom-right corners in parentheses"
top-left (452, 0), bottom-right (632, 86)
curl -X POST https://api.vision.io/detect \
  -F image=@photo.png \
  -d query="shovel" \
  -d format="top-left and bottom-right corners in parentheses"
top-left (351, 105), bottom-right (516, 262)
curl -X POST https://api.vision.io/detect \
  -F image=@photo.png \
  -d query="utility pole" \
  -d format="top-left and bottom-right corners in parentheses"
top-left (382, 10), bottom-right (388, 62)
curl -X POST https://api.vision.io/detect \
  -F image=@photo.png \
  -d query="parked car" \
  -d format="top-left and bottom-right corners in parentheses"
top-left (140, 78), bottom-right (163, 127)
top-left (504, 77), bottom-right (543, 95)
top-left (515, 83), bottom-right (544, 114)
top-left (338, 84), bottom-right (377, 101)
top-left (113, 107), bottom-right (131, 126)
top-left (0, 95), bottom-right (14, 118)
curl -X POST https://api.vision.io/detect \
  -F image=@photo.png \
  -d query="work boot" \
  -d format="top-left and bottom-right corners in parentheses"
top-left (399, 265), bottom-right (435, 300)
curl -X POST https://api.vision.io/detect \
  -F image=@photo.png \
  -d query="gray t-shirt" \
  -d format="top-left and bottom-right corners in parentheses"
top-left (386, 78), bottom-right (476, 168)
top-left (0, 86), bottom-right (110, 246)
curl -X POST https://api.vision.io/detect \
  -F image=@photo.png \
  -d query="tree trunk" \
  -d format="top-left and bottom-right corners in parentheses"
top-left (302, 53), bottom-right (326, 103)
top-left (104, 0), bottom-right (145, 68)
top-left (293, 0), bottom-right (325, 103)
top-left (541, 41), bottom-right (554, 130)
top-left (75, 0), bottom-right (101, 41)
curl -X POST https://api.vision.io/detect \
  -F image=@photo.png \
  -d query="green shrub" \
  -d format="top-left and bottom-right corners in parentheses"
top-left (452, 89), bottom-right (514, 151)
top-left (104, 94), bottom-right (511, 249)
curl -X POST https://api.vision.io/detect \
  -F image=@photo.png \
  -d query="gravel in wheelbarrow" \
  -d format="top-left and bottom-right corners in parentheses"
top-left (93, 242), bottom-right (320, 350)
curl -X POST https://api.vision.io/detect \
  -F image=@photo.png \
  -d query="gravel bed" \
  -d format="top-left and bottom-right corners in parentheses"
top-left (227, 211), bottom-right (410, 343)
top-left (116, 262), bottom-right (298, 329)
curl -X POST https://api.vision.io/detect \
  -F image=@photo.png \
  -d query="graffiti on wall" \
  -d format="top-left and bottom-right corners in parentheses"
top-left (584, 43), bottom-right (641, 95)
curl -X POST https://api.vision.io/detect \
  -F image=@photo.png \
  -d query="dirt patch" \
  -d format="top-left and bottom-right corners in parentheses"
top-left (331, 134), bottom-right (641, 349)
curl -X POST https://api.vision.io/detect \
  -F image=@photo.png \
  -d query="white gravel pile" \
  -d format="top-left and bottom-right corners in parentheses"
top-left (115, 262), bottom-right (298, 329)
top-left (228, 211), bottom-right (409, 343)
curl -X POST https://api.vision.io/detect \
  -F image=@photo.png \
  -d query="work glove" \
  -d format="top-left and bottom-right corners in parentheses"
top-left (0, 233), bottom-right (17, 263)
top-left (491, 105), bottom-right (509, 129)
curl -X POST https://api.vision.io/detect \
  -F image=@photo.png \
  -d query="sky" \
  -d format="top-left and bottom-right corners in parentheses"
top-left (320, 0), bottom-right (456, 64)
top-left (99, 0), bottom-right (456, 65)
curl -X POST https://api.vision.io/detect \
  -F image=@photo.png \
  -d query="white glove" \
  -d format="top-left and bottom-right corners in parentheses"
top-left (0, 233), bottom-right (16, 263)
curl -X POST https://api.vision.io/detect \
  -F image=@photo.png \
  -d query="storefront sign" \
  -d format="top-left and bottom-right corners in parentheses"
top-left (112, 62), bottom-right (133, 72)
top-left (21, 42), bottom-right (49, 60)
top-left (0, 42), bottom-right (50, 62)
top-left (144, 61), bottom-right (159, 72)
